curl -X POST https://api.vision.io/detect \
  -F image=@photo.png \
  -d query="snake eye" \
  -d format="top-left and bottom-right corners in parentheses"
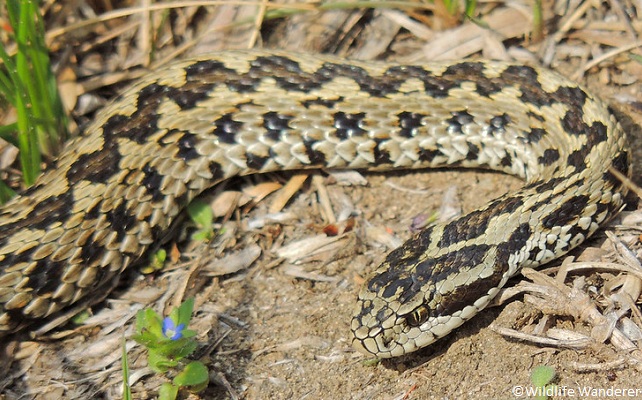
top-left (405, 305), bottom-right (429, 327)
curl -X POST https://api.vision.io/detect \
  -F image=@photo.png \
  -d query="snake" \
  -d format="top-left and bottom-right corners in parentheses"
top-left (0, 50), bottom-right (631, 359)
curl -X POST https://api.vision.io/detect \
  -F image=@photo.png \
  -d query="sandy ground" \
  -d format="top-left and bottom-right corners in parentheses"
top-left (1, 1), bottom-right (642, 399)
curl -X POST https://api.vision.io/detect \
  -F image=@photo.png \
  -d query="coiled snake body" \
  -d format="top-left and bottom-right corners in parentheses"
top-left (0, 50), bottom-right (631, 358)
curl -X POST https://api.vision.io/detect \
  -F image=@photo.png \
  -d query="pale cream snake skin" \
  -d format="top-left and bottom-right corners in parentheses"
top-left (0, 50), bottom-right (631, 358)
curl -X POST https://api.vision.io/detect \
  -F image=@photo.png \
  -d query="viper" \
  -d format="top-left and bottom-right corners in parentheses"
top-left (0, 50), bottom-right (631, 359)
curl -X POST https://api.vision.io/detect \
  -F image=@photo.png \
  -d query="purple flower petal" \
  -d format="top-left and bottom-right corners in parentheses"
top-left (162, 317), bottom-right (185, 340)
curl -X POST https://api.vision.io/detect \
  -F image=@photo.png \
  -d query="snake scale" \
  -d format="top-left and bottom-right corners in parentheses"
top-left (0, 50), bottom-right (631, 358)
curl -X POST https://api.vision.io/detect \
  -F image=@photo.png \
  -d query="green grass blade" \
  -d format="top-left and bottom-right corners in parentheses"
top-left (122, 337), bottom-right (133, 400)
top-left (0, 0), bottom-right (69, 190)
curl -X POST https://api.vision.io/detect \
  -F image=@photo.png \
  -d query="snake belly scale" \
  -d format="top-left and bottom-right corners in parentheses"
top-left (0, 50), bottom-right (631, 358)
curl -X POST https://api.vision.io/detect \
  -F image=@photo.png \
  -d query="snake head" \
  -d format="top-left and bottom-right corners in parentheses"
top-left (350, 278), bottom-right (450, 359)
top-left (351, 239), bottom-right (508, 358)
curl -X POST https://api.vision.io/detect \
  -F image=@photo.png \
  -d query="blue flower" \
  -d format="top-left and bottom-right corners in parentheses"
top-left (162, 317), bottom-right (185, 340)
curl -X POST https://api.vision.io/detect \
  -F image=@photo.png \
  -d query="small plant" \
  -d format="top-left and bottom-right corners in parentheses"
top-left (530, 365), bottom-right (556, 400)
top-left (440, 0), bottom-right (477, 18)
top-left (141, 248), bottom-right (167, 274)
top-left (130, 298), bottom-right (209, 399)
top-left (187, 200), bottom-right (215, 241)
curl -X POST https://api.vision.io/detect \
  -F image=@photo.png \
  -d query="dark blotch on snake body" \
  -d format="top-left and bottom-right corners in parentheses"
top-left (560, 109), bottom-right (589, 136)
top-left (527, 128), bottom-right (547, 143)
top-left (566, 148), bottom-right (589, 170)
top-left (587, 121), bottom-right (609, 144)
top-left (373, 138), bottom-right (393, 165)
top-left (488, 113), bottom-right (511, 136)
top-left (207, 160), bottom-right (225, 183)
top-left (418, 148), bottom-right (442, 163)
top-left (529, 180), bottom-right (583, 210)
top-left (367, 227), bottom-right (436, 294)
top-left (603, 151), bottom-right (631, 186)
top-left (166, 84), bottom-right (215, 110)
top-left (500, 154), bottom-right (513, 168)
top-left (301, 97), bottom-right (343, 109)
top-left (333, 112), bottom-right (367, 140)
top-left (23, 192), bottom-right (74, 233)
top-left (176, 132), bottom-right (200, 161)
top-left (541, 194), bottom-right (591, 229)
top-left (249, 56), bottom-right (333, 93)
top-left (140, 164), bottom-right (165, 202)
top-left (386, 65), bottom-right (459, 98)
top-left (565, 223), bottom-right (592, 247)
top-left (552, 86), bottom-right (588, 110)
top-left (0, 240), bottom-right (68, 295)
top-left (245, 153), bottom-right (270, 170)
top-left (302, 137), bottom-right (327, 165)
top-left (446, 110), bottom-right (474, 134)
top-left (125, 85), bottom-right (167, 143)
top-left (443, 62), bottom-right (506, 98)
top-left (263, 112), bottom-right (294, 142)
top-left (564, 120), bottom-right (609, 170)
top-left (465, 142), bottom-right (480, 161)
top-left (539, 148), bottom-right (561, 166)
top-left (531, 177), bottom-right (567, 194)
top-left (499, 66), bottom-right (551, 107)
top-left (295, 59), bottom-right (407, 97)
top-left (443, 62), bottom-right (483, 84)
top-left (322, 63), bottom-right (401, 97)
top-left (381, 276), bottom-right (415, 302)
top-left (212, 112), bottom-right (244, 144)
top-left (317, 63), bottom-right (405, 97)
top-left (66, 142), bottom-right (121, 185)
top-left (496, 222), bottom-right (532, 264)
top-left (527, 111), bottom-right (546, 123)
top-left (428, 245), bottom-right (503, 317)
top-left (595, 201), bottom-right (611, 218)
top-left (184, 59), bottom-right (233, 77)
top-left (397, 111), bottom-right (427, 138)
top-left (438, 210), bottom-right (491, 247)
top-left (438, 196), bottom-right (525, 248)
top-left (31, 259), bottom-right (67, 296)
top-left (104, 200), bottom-right (142, 247)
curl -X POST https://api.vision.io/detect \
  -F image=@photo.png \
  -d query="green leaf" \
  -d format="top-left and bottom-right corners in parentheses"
top-left (71, 309), bottom-right (91, 325)
top-left (0, 123), bottom-right (19, 146)
top-left (191, 229), bottom-right (212, 241)
top-left (531, 365), bottom-right (555, 387)
top-left (172, 298), bottom-right (195, 327)
top-left (135, 308), bottom-right (164, 338)
top-left (173, 361), bottom-right (209, 391)
top-left (0, 181), bottom-right (16, 206)
top-left (362, 357), bottom-right (381, 367)
top-left (629, 53), bottom-right (642, 64)
top-left (131, 331), bottom-right (159, 348)
top-left (148, 349), bottom-right (178, 373)
top-left (187, 200), bottom-right (214, 241)
top-left (177, 328), bottom-right (197, 340)
top-left (158, 382), bottom-right (179, 400)
top-left (141, 248), bottom-right (167, 274)
top-left (153, 337), bottom-right (198, 359)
